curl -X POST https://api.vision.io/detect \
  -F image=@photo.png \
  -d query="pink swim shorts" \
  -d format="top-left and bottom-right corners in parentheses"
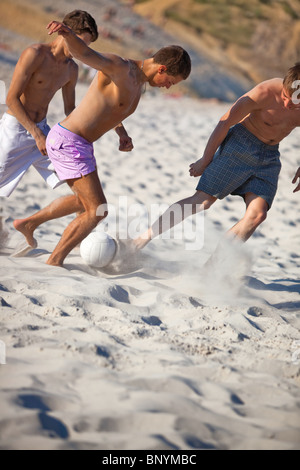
top-left (46, 123), bottom-right (96, 181)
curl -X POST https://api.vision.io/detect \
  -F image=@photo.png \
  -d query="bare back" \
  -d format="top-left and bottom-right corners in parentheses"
top-left (241, 78), bottom-right (300, 145)
top-left (7, 42), bottom-right (78, 123)
top-left (61, 60), bottom-right (143, 142)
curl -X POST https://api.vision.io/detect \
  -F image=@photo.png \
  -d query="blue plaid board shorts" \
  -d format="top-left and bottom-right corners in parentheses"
top-left (196, 123), bottom-right (281, 209)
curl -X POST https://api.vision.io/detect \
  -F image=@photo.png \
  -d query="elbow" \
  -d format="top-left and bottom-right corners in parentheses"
top-left (216, 118), bottom-right (232, 137)
top-left (5, 91), bottom-right (18, 111)
top-left (5, 92), bottom-right (13, 109)
top-left (218, 118), bottom-right (231, 130)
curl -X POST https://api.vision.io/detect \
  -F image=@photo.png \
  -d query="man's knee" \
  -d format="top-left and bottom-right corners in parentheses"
top-left (95, 201), bottom-right (109, 221)
top-left (244, 195), bottom-right (269, 228)
top-left (194, 191), bottom-right (216, 210)
top-left (247, 208), bottom-right (267, 228)
top-left (76, 197), bottom-right (85, 214)
top-left (254, 210), bottom-right (267, 226)
top-left (85, 208), bottom-right (108, 231)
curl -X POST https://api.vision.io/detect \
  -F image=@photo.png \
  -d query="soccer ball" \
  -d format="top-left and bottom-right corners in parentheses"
top-left (80, 231), bottom-right (117, 268)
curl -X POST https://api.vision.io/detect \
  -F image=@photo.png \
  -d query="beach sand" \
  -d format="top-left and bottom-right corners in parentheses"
top-left (0, 83), bottom-right (300, 450)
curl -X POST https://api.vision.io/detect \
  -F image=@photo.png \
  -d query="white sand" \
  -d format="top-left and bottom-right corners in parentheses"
top-left (0, 83), bottom-right (300, 450)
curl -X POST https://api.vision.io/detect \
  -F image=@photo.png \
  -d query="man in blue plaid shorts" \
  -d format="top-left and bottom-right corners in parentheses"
top-left (135, 62), bottom-right (300, 249)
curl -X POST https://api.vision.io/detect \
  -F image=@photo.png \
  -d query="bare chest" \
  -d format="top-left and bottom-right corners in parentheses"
top-left (96, 70), bottom-right (141, 114)
top-left (28, 60), bottom-right (72, 95)
top-left (260, 107), bottom-right (299, 130)
top-left (111, 81), bottom-right (141, 117)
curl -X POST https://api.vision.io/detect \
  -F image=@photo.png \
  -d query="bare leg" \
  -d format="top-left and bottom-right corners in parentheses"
top-left (47, 171), bottom-right (108, 267)
top-left (13, 194), bottom-right (84, 248)
top-left (134, 191), bottom-right (216, 250)
top-left (229, 192), bottom-right (268, 241)
top-left (203, 193), bottom-right (268, 269)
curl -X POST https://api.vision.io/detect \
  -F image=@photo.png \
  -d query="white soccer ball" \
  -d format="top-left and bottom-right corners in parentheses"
top-left (80, 231), bottom-right (117, 268)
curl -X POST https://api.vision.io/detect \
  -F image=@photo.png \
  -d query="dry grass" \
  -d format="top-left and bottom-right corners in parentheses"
top-left (132, 0), bottom-right (300, 81)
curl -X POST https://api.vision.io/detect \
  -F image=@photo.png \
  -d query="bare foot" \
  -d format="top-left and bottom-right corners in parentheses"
top-left (46, 252), bottom-right (65, 267)
top-left (46, 259), bottom-right (64, 267)
top-left (13, 219), bottom-right (37, 249)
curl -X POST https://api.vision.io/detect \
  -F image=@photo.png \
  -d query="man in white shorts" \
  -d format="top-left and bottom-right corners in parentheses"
top-left (0, 10), bottom-right (99, 198)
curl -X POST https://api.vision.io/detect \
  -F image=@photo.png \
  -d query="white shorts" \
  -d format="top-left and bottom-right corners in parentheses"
top-left (0, 113), bottom-right (62, 197)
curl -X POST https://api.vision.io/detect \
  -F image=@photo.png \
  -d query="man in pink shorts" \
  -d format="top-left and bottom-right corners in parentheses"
top-left (46, 123), bottom-right (97, 181)
top-left (0, 10), bottom-right (99, 198)
top-left (0, 11), bottom-right (99, 248)
top-left (13, 20), bottom-right (191, 267)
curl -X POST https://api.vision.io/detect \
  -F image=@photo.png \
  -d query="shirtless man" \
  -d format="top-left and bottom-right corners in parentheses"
top-left (0, 10), bottom-right (98, 198)
top-left (13, 20), bottom-right (191, 267)
top-left (134, 63), bottom-right (300, 250)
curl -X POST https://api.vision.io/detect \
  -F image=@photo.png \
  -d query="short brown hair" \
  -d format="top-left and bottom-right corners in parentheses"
top-left (63, 10), bottom-right (98, 43)
top-left (153, 46), bottom-right (191, 80)
top-left (283, 62), bottom-right (300, 96)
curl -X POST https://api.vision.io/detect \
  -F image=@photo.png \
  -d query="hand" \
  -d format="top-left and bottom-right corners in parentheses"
top-left (189, 157), bottom-right (208, 177)
top-left (115, 124), bottom-right (134, 152)
top-left (292, 167), bottom-right (300, 193)
top-left (34, 128), bottom-right (47, 156)
top-left (47, 21), bottom-right (72, 37)
top-left (119, 135), bottom-right (134, 152)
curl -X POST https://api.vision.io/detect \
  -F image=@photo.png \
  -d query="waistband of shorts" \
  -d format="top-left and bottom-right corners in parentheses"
top-left (234, 123), bottom-right (279, 150)
top-left (52, 123), bottom-right (93, 146)
top-left (1, 112), bottom-right (48, 129)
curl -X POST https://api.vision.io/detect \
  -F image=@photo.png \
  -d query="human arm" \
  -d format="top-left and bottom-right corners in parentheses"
top-left (114, 123), bottom-right (134, 152)
top-left (190, 87), bottom-right (268, 177)
top-left (292, 167), bottom-right (300, 192)
top-left (61, 62), bottom-right (78, 116)
top-left (47, 21), bottom-right (127, 79)
top-left (6, 47), bottom-right (48, 155)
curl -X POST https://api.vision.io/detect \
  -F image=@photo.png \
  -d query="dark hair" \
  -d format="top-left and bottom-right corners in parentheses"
top-left (153, 46), bottom-right (191, 80)
top-left (283, 62), bottom-right (300, 96)
top-left (63, 10), bottom-right (98, 42)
